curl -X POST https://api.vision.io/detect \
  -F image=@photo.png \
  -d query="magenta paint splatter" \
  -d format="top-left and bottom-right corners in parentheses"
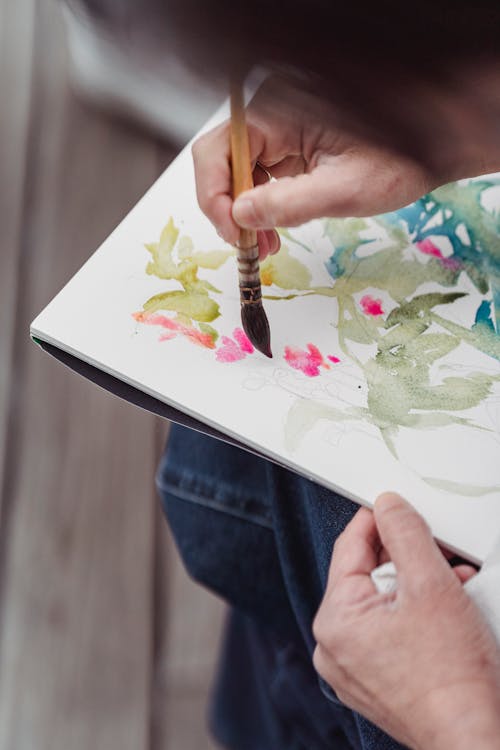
top-left (233, 327), bottom-right (254, 353)
top-left (216, 335), bottom-right (247, 363)
top-left (284, 343), bottom-right (335, 377)
top-left (416, 239), bottom-right (462, 272)
top-left (360, 295), bottom-right (384, 316)
top-left (416, 238), bottom-right (443, 258)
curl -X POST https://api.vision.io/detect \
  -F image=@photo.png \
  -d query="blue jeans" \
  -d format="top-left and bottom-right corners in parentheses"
top-left (157, 424), bottom-right (406, 750)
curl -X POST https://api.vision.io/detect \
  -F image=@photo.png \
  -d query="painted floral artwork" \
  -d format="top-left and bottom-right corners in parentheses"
top-left (134, 177), bottom-right (500, 496)
top-left (132, 217), bottom-right (343, 370)
top-left (31, 112), bottom-right (500, 561)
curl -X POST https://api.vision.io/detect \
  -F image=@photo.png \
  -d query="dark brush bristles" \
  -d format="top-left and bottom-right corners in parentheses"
top-left (241, 303), bottom-right (272, 358)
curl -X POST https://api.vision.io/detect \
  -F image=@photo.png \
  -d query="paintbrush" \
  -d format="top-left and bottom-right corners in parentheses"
top-left (230, 80), bottom-right (272, 358)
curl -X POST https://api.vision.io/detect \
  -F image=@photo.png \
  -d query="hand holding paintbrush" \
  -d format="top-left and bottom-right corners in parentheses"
top-left (230, 80), bottom-right (272, 358)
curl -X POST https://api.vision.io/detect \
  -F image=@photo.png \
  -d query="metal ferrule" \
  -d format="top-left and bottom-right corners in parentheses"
top-left (240, 284), bottom-right (263, 305)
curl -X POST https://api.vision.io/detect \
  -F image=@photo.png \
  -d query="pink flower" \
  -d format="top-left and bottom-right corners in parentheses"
top-left (233, 328), bottom-right (254, 353)
top-left (284, 343), bottom-right (340, 377)
top-left (360, 295), bottom-right (384, 316)
top-left (215, 328), bottom-right (254, 363)
top-left (216, 336), bottom-right (246, 362)
top-left (416, 239), bottom-right (462, 273)
top-left (416, 239), bottom-right (443, 258)
top-left (133, 311), bottom-right (216, 349)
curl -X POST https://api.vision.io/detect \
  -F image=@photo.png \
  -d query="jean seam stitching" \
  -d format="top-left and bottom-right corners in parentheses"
top-left (157, 480), bottom-right (274, 529)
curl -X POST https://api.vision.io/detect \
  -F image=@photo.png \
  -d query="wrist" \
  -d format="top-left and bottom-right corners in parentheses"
top-left (413, 685), bottom-right (500, 750)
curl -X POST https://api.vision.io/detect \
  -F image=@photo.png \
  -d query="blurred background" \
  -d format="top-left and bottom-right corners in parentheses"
top-left (0, 0), bottom-right (226, 747)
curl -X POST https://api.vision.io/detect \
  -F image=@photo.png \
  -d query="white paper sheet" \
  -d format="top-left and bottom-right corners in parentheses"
top-left (31, 106), bottom-right (500, 563)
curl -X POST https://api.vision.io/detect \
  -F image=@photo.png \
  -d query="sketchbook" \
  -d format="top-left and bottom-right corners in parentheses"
top-left (31, 106), bottom-right (500, 563)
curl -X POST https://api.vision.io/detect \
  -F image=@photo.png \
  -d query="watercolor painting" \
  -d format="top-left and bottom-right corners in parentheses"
top-left (30, 95), bottom-right (500, 561)
top-left (133, 176), bottom-right (500, 497)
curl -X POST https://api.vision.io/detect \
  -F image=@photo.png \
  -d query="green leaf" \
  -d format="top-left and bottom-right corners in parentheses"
top-left (324, 217), bottom-right (368, 248)
top-left (385, 292), bottom-right (466, 327)
top-left (145, 217), bottom-right (180, 279)
top-left (284, 398), bottom-right (360, 454)
top-left (260, 245), bottom-right (311, 290)
top-left (338, 308), bottom-right (382, 345)
top-left (143, 290), bottom-right (220, 322)
top-left (192, 250), bottom-right (234, 269)
top-left (159, 217), bottom-right (179, 253)
top-left (177, 235), bottom-right (194, 258)
top-left (277, 228), bottom-right (313, 253)
top-left (196, 279), bottom-right (222, 294)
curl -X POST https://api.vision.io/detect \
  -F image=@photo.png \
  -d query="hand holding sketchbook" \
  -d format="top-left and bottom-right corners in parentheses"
top-left (31, 104), bottom-right (500, 563)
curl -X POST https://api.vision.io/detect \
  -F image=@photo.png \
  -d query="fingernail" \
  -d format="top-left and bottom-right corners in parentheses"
top-left (233, 198), bottom-right (258, 227)
top-left (216, 226), bottom-right (226, 240)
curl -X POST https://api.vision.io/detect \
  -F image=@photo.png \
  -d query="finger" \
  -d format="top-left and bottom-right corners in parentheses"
top-left (257, 229), bottom-right (281, 260)
top-left (453, 565), bottom-right (478, 584)
top-left (374, 493), bottom-right (452, 591)
top-left (192, 123), bottom-right (240, 245)
top-left (232, 149), bottom-right (431, 229)
top-left (231, 163), bottom-right (355, 229)
top-left (253, 167), bottom-right (280, 258)
top-left (267, 229), bottom-right (281, 255)
top-left (327, 508), bottom-right (380, 590)
top-left (232, 158), bottom-right (369, 229)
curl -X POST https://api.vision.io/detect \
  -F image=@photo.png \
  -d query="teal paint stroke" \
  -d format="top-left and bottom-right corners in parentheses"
top-left (275, 178), bottom-right (500, 497)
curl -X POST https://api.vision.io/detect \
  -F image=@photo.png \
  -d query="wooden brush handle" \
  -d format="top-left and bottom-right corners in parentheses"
top-left (229, 78), bottom-right (272, 357)
top-left (230, 81), bottom-right (257, 251)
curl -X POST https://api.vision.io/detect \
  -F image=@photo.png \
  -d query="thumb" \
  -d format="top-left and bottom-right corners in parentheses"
top-left (374, 493), bottom-right (452, 592)
top-left (232, 163), bottom-right (362, 229)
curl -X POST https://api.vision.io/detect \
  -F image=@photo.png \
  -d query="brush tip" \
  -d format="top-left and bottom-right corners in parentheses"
top-left (241, 303), bottom-right (272, 358)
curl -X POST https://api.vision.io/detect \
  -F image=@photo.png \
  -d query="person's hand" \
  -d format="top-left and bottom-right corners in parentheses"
top-left (192, 77), bottom-right (445, 259)
top-left (312, 493), bottom-right (500, 750)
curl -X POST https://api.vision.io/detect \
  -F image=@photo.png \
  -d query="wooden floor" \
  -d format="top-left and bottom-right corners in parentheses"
top-left (0, 1), bottom-right (225, 748)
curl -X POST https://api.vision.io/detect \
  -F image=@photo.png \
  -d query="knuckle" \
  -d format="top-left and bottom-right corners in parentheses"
top-left (334, 684), bottom-right (351, 707)
top-left (313, 607), bottom-right (343, 654)
top-left (313, 649), bottom-right (350, 706)
top-left (197, 187), bottom-right (216, 217)
top-left (312, 644), bottom-right (324, 675)
top-left (331, 528), bottom-right (348, 558)
top-left (191, 139), bottom-right (200, 160)
top-left (312, 607), bottom-right (326, 641)
top-left (312, 610), bottom-right (326, 644)
top-left (191, 134), bottom-right (206, 162)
